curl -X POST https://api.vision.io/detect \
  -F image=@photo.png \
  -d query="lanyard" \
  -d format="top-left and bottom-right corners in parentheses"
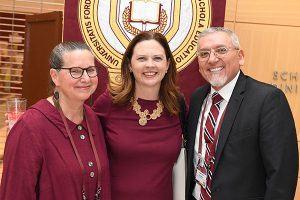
top-left (59, 109), bottom-right (102, 200)
top-left (197, 96), bottom-right (227, 161)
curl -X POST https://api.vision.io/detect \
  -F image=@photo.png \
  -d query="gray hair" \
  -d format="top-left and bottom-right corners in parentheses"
top-left (49, 41), bottom-right (92, 69)
top-left (48, 41), bottom-right (92, 92)
top-left (198, 27), bottom-right (241, 49)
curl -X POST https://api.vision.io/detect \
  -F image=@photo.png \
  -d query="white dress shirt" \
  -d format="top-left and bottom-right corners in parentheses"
top-left (193, 71), bottom-right (240, 199)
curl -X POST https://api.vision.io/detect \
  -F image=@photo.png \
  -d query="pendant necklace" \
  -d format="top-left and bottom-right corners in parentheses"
top-left (131, 97), bottom-right (164, 126)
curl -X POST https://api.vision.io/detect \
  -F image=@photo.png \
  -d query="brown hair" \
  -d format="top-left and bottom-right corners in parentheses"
top-left (109, 31), bottom-right (180, 115)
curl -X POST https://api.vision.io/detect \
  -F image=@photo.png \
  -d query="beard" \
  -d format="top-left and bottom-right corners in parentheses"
top-left (208, 73), bottom-right (228, 89)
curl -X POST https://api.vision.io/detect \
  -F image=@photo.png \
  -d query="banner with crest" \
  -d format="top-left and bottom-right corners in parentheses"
top-left (64, 0), bottom-right (226, 101)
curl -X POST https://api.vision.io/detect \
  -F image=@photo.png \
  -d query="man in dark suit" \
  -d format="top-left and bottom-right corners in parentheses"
top-left (186, 27), bottom-right (298, 200)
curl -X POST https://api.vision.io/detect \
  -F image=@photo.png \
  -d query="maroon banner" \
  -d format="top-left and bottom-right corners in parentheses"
top-left (63, 0), bottom-right (226, 103)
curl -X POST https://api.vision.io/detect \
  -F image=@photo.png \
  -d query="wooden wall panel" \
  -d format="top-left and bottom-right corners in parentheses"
top-left (225, 0), bottom-right (300, 197)
top-left (224, 0), bottom-right (237, 22)
top-left (296, 178), bottom-right (300, 199)
top-left (225, 4), bottom-right (300, 136)
top-left (224, 22), bottom-right (234, 30)
top-left (235, 24), bottom-right (300, 132)
top-left (235, 0), bottom-right (300, 26)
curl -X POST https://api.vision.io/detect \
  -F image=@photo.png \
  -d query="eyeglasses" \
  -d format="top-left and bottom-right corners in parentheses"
top-left (197, 46), bottom-right (239, 62)
top-left (58, 66), bottom-right (98, 79)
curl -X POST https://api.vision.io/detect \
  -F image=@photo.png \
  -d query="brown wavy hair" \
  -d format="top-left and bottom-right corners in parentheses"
top-left (109, 31), bottom-right (180, 115)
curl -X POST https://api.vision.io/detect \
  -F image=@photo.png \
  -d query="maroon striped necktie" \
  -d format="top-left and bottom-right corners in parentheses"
top-left (200, 92), bottom-right (223, 200)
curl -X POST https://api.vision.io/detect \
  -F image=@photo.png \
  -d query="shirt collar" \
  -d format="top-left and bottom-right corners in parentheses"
top-left (210, 70), bottom-right (240, 102)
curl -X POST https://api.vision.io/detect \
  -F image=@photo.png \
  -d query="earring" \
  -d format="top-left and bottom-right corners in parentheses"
top-left (53, 90), bottom-right (59, 101)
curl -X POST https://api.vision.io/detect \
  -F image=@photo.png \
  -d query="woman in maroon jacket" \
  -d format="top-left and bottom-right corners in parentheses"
top-left (0, 42), bottom-right (111, 200)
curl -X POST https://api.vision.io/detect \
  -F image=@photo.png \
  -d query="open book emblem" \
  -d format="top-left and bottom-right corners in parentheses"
top-left (123, 0), bottom-right (167, 34)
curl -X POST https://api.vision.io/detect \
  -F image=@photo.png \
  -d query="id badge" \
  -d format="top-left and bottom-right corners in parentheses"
top-left (195, 167), bottom-right (207, 188)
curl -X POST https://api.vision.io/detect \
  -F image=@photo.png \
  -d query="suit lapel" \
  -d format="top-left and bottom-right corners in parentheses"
top-left (212, 73), bottom-right (247, 176)
top-left (186, 85), bottom-right (210, 193)
top-left (188, 85), bottom-right (210, 151)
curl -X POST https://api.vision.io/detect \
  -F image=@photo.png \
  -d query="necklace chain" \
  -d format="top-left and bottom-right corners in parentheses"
top-left (132, 97), bottom-right (164, 126)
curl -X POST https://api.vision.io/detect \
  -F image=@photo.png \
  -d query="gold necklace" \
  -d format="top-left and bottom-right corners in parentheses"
top-left (132, 97), bottom-right (164, 126)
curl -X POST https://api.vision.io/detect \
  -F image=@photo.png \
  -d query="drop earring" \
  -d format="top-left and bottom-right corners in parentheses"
top-left (53, 89), bottom-right (60, 109)
top-left (53, 90), bottom-right (59, 100)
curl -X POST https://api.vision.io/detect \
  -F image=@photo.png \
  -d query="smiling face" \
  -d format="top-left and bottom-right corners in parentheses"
top-left (50, 49), bottom-right (98, 104)
top-left (197, 31), bottom-right (244, 90)
top-left (129, 39), bottom-right (169, 96)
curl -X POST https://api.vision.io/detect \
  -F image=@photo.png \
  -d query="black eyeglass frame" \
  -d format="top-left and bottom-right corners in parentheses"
top-left (56, 66), bottom-right (98, 79)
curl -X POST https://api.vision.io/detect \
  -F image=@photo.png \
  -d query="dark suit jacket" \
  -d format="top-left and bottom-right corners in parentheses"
top-left (186, 72), bottom-right (298, 200)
